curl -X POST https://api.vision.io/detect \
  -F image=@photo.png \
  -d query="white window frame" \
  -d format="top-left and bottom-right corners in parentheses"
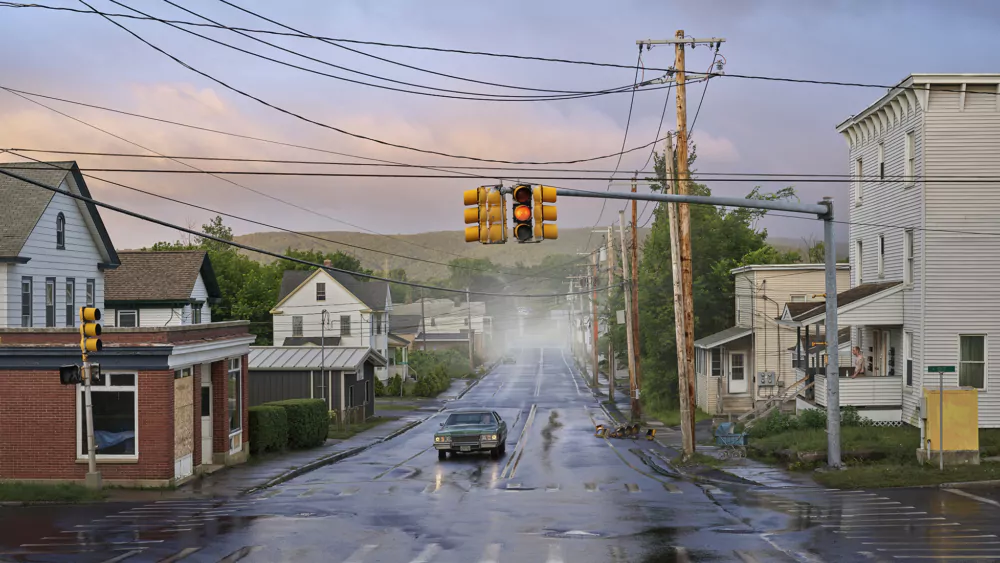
top-left (191, 303), bottom-right (202, 325)
top-left (340, 314), bottom-right (352, 336)
top-left (790, 294), bottom-right (807, 303)
top-left (45, 277), bottom-right (56, 328)
top-left (316, 282), bottom-right (326, 302)
top-left (878, 234), bottom-right (885, 278)
top-left (855, 240), bottom-right (864, 285)
top-left (65, 278), bottom-right (75, 327)
top-left (904, 229), bottom-right (914, 287)
top-left (56, 212), bottom-right (66, 249)
top-left (228, 357), bottom-right (243, 436)
top-left (710, 348), bottom-right (723, 377)
top-left (959, 334), bottom-right (987, 391)
top-left (877, 142), bottom-right (885, 180)
top-left (854, 157), bottom-right (863, 205)
top-left (904, 131), bottom-right (916, 187)
top-left (76, 372), bottom-right (139, 461)
top-left (117, 310), bottom-right (138, 328)
top-left (21, 276), bottom-right (32, 328)
top-left (85, 279), bottom-right (96, 307)
top-left (904, 331), bottom-right (914, 387)
top-left (291, 315), bottom-right (303, 337)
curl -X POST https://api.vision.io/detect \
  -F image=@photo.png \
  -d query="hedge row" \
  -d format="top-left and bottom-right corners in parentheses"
top-left (247, 398), bottom-right (328, 454)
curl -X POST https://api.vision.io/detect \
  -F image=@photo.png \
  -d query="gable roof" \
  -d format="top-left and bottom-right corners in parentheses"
top-left (390, 314), bottom-right (424, 334)
top-left (0, 161), bottom-right (118, 265)
top-left (786, 281), bottom-right (903, 322)
top-left (105, 250), bottom-right (221, 303)
top-left (694, 326), bottom-right (752, 349)
top-left (249, 346), bottom-right (387, 370)
top-left (276, 268), bottom-right (389, 311)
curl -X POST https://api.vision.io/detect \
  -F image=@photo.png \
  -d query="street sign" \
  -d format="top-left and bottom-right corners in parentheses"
top-left (928, 366), bottom-right (956, 373)
top-left (616, 310), bottom-right (626, 325)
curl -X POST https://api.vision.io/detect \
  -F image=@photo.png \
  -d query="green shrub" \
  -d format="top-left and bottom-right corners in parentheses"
top-left (413, 365), bottom-right (451, 397)
top-left (386, 374), bottom-right (403, 397)
top-left (797, 408), bottom-right (827, 430)
top-left (749, 411), bottom-right (797, 438)
top-left (248, 405), bottom-right (288, 455)
top-left (265, 399), bottom-right (328, 449)
top-left (841, 405), bottom-right (870, 427)
top-left (373, 377), bottom-right (387, 397)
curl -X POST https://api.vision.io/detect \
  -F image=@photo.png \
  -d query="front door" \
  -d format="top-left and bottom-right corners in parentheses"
top-left (872, 330), bottom-right (890, 377)
top-left (201, 365), bottom-right (213, 465)
top-left (729, 352), bottom-right (748, 394)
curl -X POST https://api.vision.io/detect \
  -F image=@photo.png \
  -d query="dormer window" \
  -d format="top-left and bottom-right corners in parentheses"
top-left (56, 212), bottom-right (66, 249)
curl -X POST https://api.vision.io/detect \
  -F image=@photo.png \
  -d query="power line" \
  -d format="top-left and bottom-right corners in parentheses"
top-left (78, 2), bottom-right (675, 165)
top-left (0, 164), bottom-right (623, 298)
top-left (3, 150), bottom-right (576, 283)
top-left (110, 0), bottom-right (643, 102)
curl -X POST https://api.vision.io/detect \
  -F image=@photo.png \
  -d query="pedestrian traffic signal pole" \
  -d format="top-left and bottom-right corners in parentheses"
top-left (554, 188), bottom-right (844, 467)
top-left (79, 306), bottom-right (103, 489)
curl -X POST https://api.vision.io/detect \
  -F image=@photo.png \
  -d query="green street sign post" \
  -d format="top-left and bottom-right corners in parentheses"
top-left (927, 366), bottom-right (956, 470)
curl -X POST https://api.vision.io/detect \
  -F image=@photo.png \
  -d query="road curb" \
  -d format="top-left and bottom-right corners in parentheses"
top-left (243, 417), bottom-right (425, 496)
top-left (938, 479), bottom-right (1000, 488)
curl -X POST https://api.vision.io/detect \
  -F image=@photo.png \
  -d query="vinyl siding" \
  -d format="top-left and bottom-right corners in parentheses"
top-left (753, 269), bottom-right (851, 396)
top-left (846, 96), bottom-right (926, 425)
top-left (0, 264), bottom-right (6, 323)
top-left (734, 274), bottom-right (753, 328)
top-left (837, 289), bottom-right (904, 326)
top-left (272, 271), bottom-right (371, 348)
top-left (5, 180), bottom-right (106, 328)
top-left (815, 373), bottom-right (903, 410)
top-left (189, 274), bottom-right (211, 324)
top-left (923, 81), bottom-right (1000, 427)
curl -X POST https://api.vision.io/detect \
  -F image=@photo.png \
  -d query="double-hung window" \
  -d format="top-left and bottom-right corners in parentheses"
top-left (959, 335), bottom-right (986, 389)
top-left (341, 315), bottom-right (352, 336)
top-left (854, 157), bottom-right (863, 205)
top-left (878, 235), bottom-right (885, 278)
top-left (117, 310), bottom-right (138, 328)
top-left (904, 230), bottom-right (914, 286)
top-left (905, 131), bottom-right (916, 187)
top-left (228, 358), bottom-right (242, 435)
top-left (45, 277), bottom-right (56, 327)
top-left (79, 372), bottom-right (137, 458)
top-left (710, 349), bottom-right (722, 376)
top-left (291, 315), bottom-right (303, 337)
top-left (316, 283), bottom-right (326, 301)
top-left (904, 331), bottom-right (914, 387)
top-left (85, 279), bottom-right (96, 307)
top-left (21, 277), bottom-right (32, 327)
top-left (65, 278), bottom-right (76, 326)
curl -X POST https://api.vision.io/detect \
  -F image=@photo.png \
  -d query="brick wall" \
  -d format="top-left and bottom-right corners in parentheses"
top-left (0, 322), bottom-right (250, 346)
top-left (0, 369), bottom-right (175, 481)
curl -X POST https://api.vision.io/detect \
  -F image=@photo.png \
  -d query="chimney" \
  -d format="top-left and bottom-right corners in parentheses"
top-left (323, 259), bottom-right (332, 267)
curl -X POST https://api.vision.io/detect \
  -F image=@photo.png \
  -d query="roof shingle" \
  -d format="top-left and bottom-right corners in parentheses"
top-left (277, 269), bottom-right (389, 310)
top-left (105, 251), bottom-right (214, 302)
top-left (0, 162), bottom-right (74, 257)
top-left (790, 281), bottom-right (902, 321)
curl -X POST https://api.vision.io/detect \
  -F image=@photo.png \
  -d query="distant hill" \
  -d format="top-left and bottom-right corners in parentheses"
top-left (232, 229), bottom-right (848, 280)
top-left (234, 228), bottom-right (649, 281)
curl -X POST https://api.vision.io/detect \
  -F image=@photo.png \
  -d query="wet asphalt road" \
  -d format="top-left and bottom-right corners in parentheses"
top-left (4, 347), bottom-right (1000, 562)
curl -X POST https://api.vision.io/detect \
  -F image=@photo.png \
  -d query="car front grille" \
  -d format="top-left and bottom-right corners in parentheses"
top-left (451, 435), bottom-right (480, 444)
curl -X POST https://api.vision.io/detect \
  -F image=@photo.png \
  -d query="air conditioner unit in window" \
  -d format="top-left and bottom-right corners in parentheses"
top-left (758, 371), bottom-right (777, 386)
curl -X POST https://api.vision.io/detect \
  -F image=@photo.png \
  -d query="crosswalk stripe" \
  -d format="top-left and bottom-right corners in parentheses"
top-left (663, 482), bottom-right (681, 494)
top-left (625, 483), bottom-right (640, 493)
top-left (480, 543), bottom-right (502, 563)
top-left (217, 546), bottom-right (262, 562)
top-left (340, 487), bottom-right (360, 496)
top-left (410, 543), bottom-right (441, 563)
top-left (99, 550), bottom-right (145, 563)
top-left (343, 544), bottom-right (378, 563)
top-left (297, 488), bottom-right (321, 498)
top-left (157, 547), bottom-right (202, 562)
top-left (546, 543), bottom-right (564, 563)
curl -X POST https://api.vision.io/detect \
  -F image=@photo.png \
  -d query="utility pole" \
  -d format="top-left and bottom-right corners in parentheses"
top-left (420, 290), bottom-right (427, 352)
top-left (467, 288), bottom-right (474, 369)
top-left (618, 211), bottom-right (639, 420)
top-left (664, 134), bottom-right (694, 456)
top-left (607, 227), bottom-right (616, 402)
top-left (591, 253), bottom-right (600, 389)
top-left (630, 176), bottom-right (642, 419)
top-left (638, 32), bottom-right (725, 448)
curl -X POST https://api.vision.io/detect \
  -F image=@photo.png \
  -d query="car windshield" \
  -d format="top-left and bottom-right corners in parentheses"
top-left (445, 413), bottom-right (493, 426)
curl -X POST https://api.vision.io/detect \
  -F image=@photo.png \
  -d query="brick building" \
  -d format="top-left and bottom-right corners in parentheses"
top-left (0, 162), bottom-right (253, 486)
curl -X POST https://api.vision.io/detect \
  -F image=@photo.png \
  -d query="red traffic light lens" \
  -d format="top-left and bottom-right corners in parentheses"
top-left (514, 205), bottom-right (531, 221)
top-left (514, 186), bottom-right (531, 204)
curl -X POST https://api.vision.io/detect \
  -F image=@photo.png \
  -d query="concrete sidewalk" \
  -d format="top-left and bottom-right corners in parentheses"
top-left (106, 378), bottom-right (482, 502)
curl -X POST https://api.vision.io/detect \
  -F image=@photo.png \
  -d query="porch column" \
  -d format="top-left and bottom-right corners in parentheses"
top-left (193, 363), bottom-right (202, 466)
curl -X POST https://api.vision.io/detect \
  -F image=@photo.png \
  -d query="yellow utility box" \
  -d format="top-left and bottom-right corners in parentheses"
top-left (921, 387), bottom-right (979, 465)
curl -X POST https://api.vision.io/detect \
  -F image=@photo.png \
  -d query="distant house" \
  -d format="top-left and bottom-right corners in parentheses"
top-left (0, 162), bottom-right (254, 487)
top-left (270, 262), bottom-right (391, 381)
top-left (694, 264), bottom-right (850, 415)
top-left (104, 250), bottom-right (221, 327)
top-left (393, 298), bottom-right (492, 356)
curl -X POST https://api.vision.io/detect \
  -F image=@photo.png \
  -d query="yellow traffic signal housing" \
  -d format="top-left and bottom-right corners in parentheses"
top-left (533, 185), bottom-right (558, 240)
top-left (484, 188), bottom-right (506, 243)
top-left (463, 187), bottom-right (487, 243)
top-left (511, 185), bottom-right (534, 242)
top-left (79, 307), bottom-right (103, 355)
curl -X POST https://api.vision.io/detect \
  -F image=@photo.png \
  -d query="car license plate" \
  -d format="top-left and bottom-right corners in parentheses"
top-left (460, 446), bottom-right (471, 452)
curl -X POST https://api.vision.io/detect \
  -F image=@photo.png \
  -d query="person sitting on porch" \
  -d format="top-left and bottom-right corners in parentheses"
top-left (852, 346), bottom-right (864, 379)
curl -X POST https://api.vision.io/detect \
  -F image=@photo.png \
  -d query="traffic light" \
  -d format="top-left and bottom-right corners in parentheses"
top-left (484, 188), bottom-right (506, 243)
top-left (463, 187), bottom-right (486, 243)
top-left (511, 184), bottom-right (534, 242)
top-left (79, 307), bottom-right (102, 356)
top-left (533, 185), bottom-right (558, 240)
top-left (60, 364), bottom-right (81, 385)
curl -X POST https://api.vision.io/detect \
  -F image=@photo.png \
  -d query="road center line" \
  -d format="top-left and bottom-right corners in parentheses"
top-left (546, 543), bottom-right (564, 563)
top-left (479, 543), bottom-right (502, 563)
top-left (944, 488), bottom-right (1000, 508)
top-left (501, 403), bottom-right (537, 480)
top-left (409, 543), bottom-right (441, 563)
top-left (343, 544), bottom-right (378, 563)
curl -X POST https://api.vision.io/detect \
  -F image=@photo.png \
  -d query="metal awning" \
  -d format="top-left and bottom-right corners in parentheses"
top-left (694, 326), bottom-right (752, 349)
top-left (248, 346), bottom-right (387, 370)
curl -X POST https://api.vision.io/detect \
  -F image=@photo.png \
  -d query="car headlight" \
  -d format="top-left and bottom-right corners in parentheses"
top-left (435, 436), bottom-right (449, 443)
top-left (481, 434), bottom-right (497, 441)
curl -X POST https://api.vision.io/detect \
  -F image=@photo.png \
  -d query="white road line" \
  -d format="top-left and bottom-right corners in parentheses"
top-left (733, 551), bottom-right (759, 563)
top-left (892, 557), bottom-right (1000, 560)
top-left (944, 487), bottom-right (1000, 508)
top-left (822, 518), bottom-right (948, 527)
top-left (675, 546), bottom-right (691, 563)
top-left (862, 537), bottom-right (998, 544)
top-left (343, 544), bottom-right (378, 563)
top-left (546, 543), bottom-right (565, 563)
top-left (217, 546), bottom-right (262, 562)
top-left (479, 543), bottom-right (502, 563)
top-left (99, 551), bottom-right (145, 563)
top-left (409, 543), bottom-right (441, 563)
top-left (832, 523), bottom-right (961, 532)
top-left (878, 545), bottom-right (1000, 550)
top-left (884, 548), bottom-right (1000, 553)
top-left (811, 512), bottom-right (927, 519)
top-left (157, 547), bottom-right (202, 562)
top-left (298, 488), bottom-right (321, 498)
top-left (559, 349), bottom-right (583, 396)
top-left (844, 531), bottom-right (983, 539)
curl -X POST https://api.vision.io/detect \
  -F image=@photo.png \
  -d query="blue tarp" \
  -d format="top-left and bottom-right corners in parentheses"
top-left (94, 430), bottom-right (135, 451)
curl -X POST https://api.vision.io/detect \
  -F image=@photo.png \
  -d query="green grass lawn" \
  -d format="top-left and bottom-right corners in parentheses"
top-left (751, 426), bottom-right (919, 464)
top-left (375, 403), bottom-right (421, 411)
top-left (328, 416), bottom-right (395, 440)
top-left (647, 408), bottom-right (713, 428)
top-left (0, 481), bottom-right (106, 503)
top-left (815, 462), bottom-right (1000, 489)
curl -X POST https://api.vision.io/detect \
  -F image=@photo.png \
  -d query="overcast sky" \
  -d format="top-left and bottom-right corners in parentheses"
top-left (2, 0), bottom-right (998, 252)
